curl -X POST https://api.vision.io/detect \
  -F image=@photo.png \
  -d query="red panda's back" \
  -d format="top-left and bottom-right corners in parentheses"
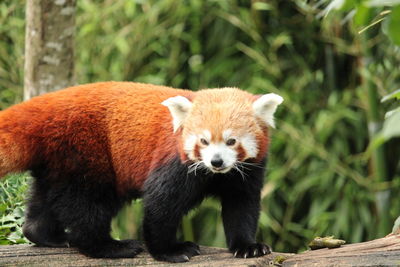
top-left (0, 82), bottom-right (193, 194)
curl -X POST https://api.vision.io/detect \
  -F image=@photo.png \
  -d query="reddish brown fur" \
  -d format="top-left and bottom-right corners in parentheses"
top-left (0, 82), bottom-right (269, 195)
top-left (236, 145), bottom-right (247, 161)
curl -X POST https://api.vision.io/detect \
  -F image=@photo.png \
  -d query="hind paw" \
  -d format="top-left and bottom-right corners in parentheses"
top-left (79, 239), bottom-right (144, 258)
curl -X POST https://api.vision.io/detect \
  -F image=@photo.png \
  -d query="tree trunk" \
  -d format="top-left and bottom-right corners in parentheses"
top-left (24, 0), bottom-right (76, 100)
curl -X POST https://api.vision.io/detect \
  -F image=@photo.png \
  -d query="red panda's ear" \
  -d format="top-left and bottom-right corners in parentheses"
top-left (252, 93), bottom-right (284, 128)
top-left (161, 96), bottom-right (193, 133)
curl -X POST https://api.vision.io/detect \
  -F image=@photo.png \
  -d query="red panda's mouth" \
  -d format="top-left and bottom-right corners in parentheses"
top-left (210, 166), bottom-right (231, 173)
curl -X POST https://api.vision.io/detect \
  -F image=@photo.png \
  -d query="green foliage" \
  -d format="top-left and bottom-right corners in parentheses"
top-left (0, 174), bottom-right (30, 245)
top-left (387, 5), bottom-right (400, 45)
top-left (380, 89), bottom-right (400, 142)
top-left (0, 0), bottom-right (399, 253)
top-left (0, 0), bottom-right (24, 109)
top-left (324, 0), bottom-right (400, 237)
top-left (324, 0), bottom-right (400, 44)
top-left (393, 215), bottom-right (400, 233)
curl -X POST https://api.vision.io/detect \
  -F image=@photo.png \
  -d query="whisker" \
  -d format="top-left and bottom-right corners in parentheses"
top-left (187, 161), bottom-right (205, 176)
top-left (235, 163), bottom-right (251, 171)
top-left (237, 161), bottom-right (264, 169)
top-left (188, 161), bottom-right (198, 168)
top-left (237, 161), bottom-right (261, 166)
top-left (233, 163), bottom-right (248, 181)
top-left (187, 162), bottom-right (200, 175)
top-left (194, 162), bottom-right (201, 176)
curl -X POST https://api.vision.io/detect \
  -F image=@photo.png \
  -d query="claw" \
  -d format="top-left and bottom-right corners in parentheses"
top-left (262, 247), bottom-right (268, 255)
top-left (182, 255), bottom-right (189, 262)
top-left (195, 249), bottom-right (201, 255)
top-left (244, 252), bottom-right (248, 258)
top-left (233, 250), bottom-right (238, 257)
top-left (253, 249), bottom-right (258, 256)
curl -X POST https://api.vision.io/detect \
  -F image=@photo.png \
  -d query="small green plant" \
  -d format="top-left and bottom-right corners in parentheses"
top-left (0, 174), bottom-right (30, 245)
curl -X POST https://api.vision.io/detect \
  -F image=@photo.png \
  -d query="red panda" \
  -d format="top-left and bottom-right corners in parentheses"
top-left (0, 82), bottom-right (283, 262)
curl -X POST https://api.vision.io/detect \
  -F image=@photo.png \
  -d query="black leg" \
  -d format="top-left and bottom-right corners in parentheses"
top-left (143, 158), bottom-right (203, 263)
top-left (23, 178), bottom-right (67, 247)
top-left (221, 191), bottom-right (271, 258)
top-left (48, 178), bottom-right (143, 258)
top-left (64, 206), bottom-right (129, 258)
top-left (218, 163), bottom-right (271, 258)
top-left (51, 180), bottom-right (143, 258)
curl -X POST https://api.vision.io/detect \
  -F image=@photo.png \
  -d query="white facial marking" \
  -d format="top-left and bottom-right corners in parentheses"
top-left (222, 129), bottom-right (233, 141)
top-left (203, 130), bottom-right (211, 142)
top-left (200, 143), bottom-right (237, 173)
top-left (240, 134), bottom-right (258, 159)
top-left (162, 96), bottom-right (193, 132)
top-left (252, 93), bottom-right (283, 128)
top-left (184, 134), bottom-right (197, 160)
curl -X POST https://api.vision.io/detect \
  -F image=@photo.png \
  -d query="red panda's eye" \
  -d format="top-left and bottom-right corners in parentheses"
top-left (200, 138), bottom-right (209, 146)
top-left (226, 138), bottom-right (236, 146)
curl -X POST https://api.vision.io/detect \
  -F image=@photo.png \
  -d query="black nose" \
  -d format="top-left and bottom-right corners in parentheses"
top-left (211, 157), bottom-right (224, 168)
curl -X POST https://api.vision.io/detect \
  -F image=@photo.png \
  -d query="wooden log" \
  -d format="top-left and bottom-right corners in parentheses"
top-left (0, 245), bottom-right (290, 267)
top-left (283, 234), bottom-right (400, 267)
top-left (2, 235), bottom-right (400, 266)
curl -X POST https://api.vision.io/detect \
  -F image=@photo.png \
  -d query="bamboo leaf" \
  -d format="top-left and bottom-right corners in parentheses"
top-left (392, 216), bottom-right (400, 234)
top-left (382, 110), bottom-right (400, 139)
top-left (252, 2), bottom-right (272, 11)
top-left (387, 5), bottom-right (400, 45)
top-left (381, 88), bottom-right (400, 102)
top-left (354, 5), bottom-right (373, 26)
top-left (367, 0), bottom-right (400, 7)
top-left (385, 107), bottom-right (400, 119)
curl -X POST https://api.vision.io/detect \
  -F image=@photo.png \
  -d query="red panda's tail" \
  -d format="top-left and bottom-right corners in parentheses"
top-left (0, 130), bottom-right (30, 178)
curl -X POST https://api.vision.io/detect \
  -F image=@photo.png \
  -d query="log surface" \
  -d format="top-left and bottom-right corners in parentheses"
top-left (1, 235), bottom-right (400, 267)
top-left (0, 245), bottom-right (288, 267)
top-left (282, 234), bottom-right (400, 267)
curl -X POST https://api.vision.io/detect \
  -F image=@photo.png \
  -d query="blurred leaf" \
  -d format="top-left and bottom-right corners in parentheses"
top-left (0, 204), bottom-right (6, 213)
top-left (324, 0), bottom-right (353, 13)
top-left (368, 0), bottom-right (400, 7)
top-left (381, 88), bottom-right (400, 102)
top-left (392, 216), bottom-right (400, 233)
top-left (387, 5), bottom-right (400, 45)
top-left (381, 110), bottom-right (400, 139)
top-left (368, 134), bottom-right (387, 151)
top-left (354, 5), bottom-right (373, 26)
top-left (252, 2), bottom-right (272, 11)
top-left (385, 107), bottom-right (400, 119)
top-left (12, 207), bottom-right (24, 218)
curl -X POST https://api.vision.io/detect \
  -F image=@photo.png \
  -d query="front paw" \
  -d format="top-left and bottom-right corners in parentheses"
top-left (232, 243), bottom-right (271, 258)
top-left (152, 241), bottom-right (200, 262)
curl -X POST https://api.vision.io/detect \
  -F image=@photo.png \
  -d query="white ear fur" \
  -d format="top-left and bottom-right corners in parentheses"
top-left (162, 96), bottom-right (193, 132)
top-left (252, 93), bottom-right (284, 128)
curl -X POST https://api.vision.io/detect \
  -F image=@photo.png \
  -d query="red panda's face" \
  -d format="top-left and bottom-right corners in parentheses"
top-left (182, 128), bottom-right (259, 174)
top-left (162, 88), bottom-right (283, 174)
